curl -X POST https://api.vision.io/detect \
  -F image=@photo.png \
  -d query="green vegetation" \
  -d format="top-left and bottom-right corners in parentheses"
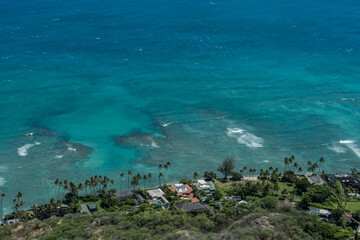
top-left (1, 156), bottom-right (360, 239)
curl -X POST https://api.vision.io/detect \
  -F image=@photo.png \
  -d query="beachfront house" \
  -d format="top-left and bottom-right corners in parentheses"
top-left (194, 179), bottom-right (216, 194)
top-left (169, 184), bottom-right (199, 203)
top-left (111, 191), bottom-right (144, 204)
top-left (146, 188), bottom-right (169, 205)
top-left (326, 173), bottom-right (360, 196)
top-left (305, 174), bottom-right (326, 186)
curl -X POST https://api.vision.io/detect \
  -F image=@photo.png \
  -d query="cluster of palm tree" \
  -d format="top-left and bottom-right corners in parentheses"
top-left (307, 157), bottom-right (325, 174)
top-left (158, 162), bottom-right (171, 185)
top-left (240, 166), bottom-right (257, 177)
top-left (12, 192), bottom-right (24, 212)
top-left (283, 155), bottom-right (303, 174)
top-left (54, 175), bottom-right (115, 200)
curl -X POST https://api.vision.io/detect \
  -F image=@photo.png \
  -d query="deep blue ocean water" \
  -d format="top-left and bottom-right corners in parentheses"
top-left (1, 0), bottom-right (360, 211)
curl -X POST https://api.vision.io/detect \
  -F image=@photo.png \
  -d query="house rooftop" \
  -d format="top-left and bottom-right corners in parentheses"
top-left (175, 202), bottom-right (215, 215)
top-left (147, 188), bottom-right (165, 198)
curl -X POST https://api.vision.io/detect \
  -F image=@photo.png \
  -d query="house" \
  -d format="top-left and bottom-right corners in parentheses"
top-left (111, 191), bottom-right (144, 203)
top-left (326, 173), bottom-right (360, 194)
top-left (1, 219), bottom-right (20, 226)
top-left (147, 188), bottom-right (169, 204)
top-left (169, 184), bottom-right (199, 203)
top-left (175, 202), bottom-right (215, 215)
top-left (309, 208), bottom-right (331, 218)
top-left (87, 204), bottom-right (98, 212)
top-left (305, 174), bottom-right (326, 186)
top-left (194, 179), bottom-right (216, 194)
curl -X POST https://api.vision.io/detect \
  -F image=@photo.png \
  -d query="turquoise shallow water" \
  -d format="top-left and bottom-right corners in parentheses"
top-left (1, 0), bottom-right (360, 211)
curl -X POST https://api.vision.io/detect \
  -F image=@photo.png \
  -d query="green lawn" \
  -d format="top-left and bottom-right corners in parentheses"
top-left (345, 201), bottom-right (360, 212)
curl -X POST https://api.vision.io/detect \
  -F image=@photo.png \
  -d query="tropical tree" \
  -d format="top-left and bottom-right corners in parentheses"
top-left (148, 173), bottom-right (153, 187)
top-left (0, 193), bottom-right (5, 218)
top-left (131, 176), bottom-right (139, 190)
top-left (164, 164), bottom-right (168, 184)
top-left (127, 170), bottom-right (132, 190)
top-left (217, 156), bottom-right (235, 179)
top-left (16, 192), bottom-right (23, 205)
top-left (143, 175), bottom-right (148, 190)
top-left (120, 172), bottom-right (125, 191)
top-left (158, 172), bottom-right (164, 186)
top-left (193, 172), bottom-right (199, 180)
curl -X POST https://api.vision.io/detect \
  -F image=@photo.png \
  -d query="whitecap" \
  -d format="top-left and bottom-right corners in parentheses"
top-left (162, 122), bottom-right (172, 127)
top-left (339, 140), bottom-right (360, 157)
top-left (35, 141), bottom-right (41, 145)
top-left (227, 128), bottom-right (263, 148)
top-left (150, 140), bottom-right (159, 148)
top-left (55, 155), bottom-right (63, 159)
top-left (0, 177), bottom-right (6, 186)
top-left (66, 144), bottom-right (76, 151)
top-left (18, 143), bottom-right (35, 156)
top-left (26, 132), bottom-right (34, 136)
top-left (262, 160), bottom-right (270, 163)
top-left (328, 144), bottom-right (347, 153)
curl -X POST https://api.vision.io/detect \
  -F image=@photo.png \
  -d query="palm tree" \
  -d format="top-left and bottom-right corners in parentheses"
top-left (328, 181), bottom-right (360, 228)
top-left (148, 173), bottom-right (153, 187)
top-left (193, 172), bottom-right (199, 180)
top-left (1, 193), bottom-right (5, 219)
top-left (298, 167), bottom-right (303, 175)
top-left (284, 157), bottom-right (289, 171)
top-left (12, 199), bottom-right (16, 210)
top-left (127, 170), bottom-right (132, 190)
top-left (143, 175), bottom-right (148, 190)
top-left (120, 172), bottom-right (125, 191)
top-left (158, 173), bottom-right (163, 186)
top-left (158, 164), bottom-right (162, 175)
top-left (131, 176), bottom-right (139, 190)
top-left (16, 192), bottom-right (23, 204)
top-left (164, 164), bottom-right (168, 184)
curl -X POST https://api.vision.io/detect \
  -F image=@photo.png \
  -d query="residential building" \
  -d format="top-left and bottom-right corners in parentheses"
top-left (147, 188), bottom-right (169, 204)
top-left (326, 173), bottom-right (360, 194)
top-left (305, 174), bottom-right (326, 186)
top-left (169, 184), bottom-right (199, 203)
top-left (111, 191), bottom-right (144, 203)
top-left (194, 179), bottom-right (216, 194)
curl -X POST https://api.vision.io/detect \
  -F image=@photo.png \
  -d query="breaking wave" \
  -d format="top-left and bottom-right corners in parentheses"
top-left (227, 128), bottom-right (264, 148)
top-left (339, 140), bottom-right (360, 157)
top-left (0, 177), bottom-right (6, 186)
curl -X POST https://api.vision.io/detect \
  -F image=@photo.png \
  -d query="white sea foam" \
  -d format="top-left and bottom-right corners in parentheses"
top-left (328, 144), bottom-right (347, 153)
top-left (26, 132), bottom-right (34, 136)
top-left (227, 128), bottom-right (263, 148)
top-left (35, 141), bottom-right (41, 145)
top-left (161, 122), bottom-right (172, 127)
top-left (0, 177), bottom-right (6, 186)
top-left (262, 160), bottom-right (270, 163)
top-left (66, 143), bottom-right (76, 151)
top-left (150, 140), bottom-right (159, 148)
top-left (339, 140), bottom-right (360, 157)
top-left (18, 143), bottom-right (36, 156)
top-left (55, 155), bottom-right (63, 159)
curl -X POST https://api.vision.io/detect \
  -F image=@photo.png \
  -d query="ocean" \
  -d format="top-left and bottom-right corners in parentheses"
top-left (1, 0), bottom-right (360, 211)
